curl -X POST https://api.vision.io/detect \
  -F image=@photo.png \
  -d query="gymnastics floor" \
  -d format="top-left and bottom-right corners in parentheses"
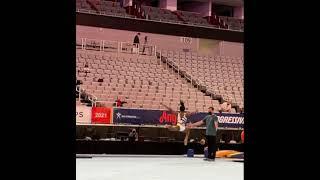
top-left (76, 155), bottom-right (243, 180)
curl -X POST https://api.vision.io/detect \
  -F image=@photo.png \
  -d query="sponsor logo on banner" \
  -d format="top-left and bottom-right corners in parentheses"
top-left (188, 113), bottom-right (244, 129)
top-left (114, 108), bottom-right (176, 125)
top-left (76, 105), bottom-right (92, 124)
top-left (116, 112), bottom-right (140, 120)
top-left (91, 107), bottom-right (112, 124)
top-left (159, 111), bottom-right (177, 125)
top-left (217, 116), bottom-right (244, 124)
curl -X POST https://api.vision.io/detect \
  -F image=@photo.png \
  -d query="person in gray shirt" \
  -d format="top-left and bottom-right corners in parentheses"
top-left (188, 107), bottom-right (218, 161)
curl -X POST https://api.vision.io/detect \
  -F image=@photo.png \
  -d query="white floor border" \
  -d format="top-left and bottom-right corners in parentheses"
top-left (76, 154), bottom-right (244, 162)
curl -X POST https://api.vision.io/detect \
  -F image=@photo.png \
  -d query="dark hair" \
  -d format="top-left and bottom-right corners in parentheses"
top-left (137, 33), bottom-right (141, 35)
top-left (179, 101), bottom-right (185, 112)
top-left (208, 107), bottom-right (214, 111)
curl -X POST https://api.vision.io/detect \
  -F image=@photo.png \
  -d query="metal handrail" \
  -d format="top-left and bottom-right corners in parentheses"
top-left (88, 94), bottom-right (98, 107)
top-left (76, 85), bottom-right (97, 107)
top-left (158, 51), bottom-right (241, 109)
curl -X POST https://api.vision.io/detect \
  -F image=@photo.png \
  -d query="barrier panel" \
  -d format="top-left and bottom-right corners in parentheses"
top-left (113, 108), bottom-right (177, 125)
top-left (91, 107), bottom-right (112, 124)
top-left (113, 108), bottom-right (244, 129)
top-left (76, 105), bottom-right (92, 124)
top-left (76, 106), bottom-right (244, 129)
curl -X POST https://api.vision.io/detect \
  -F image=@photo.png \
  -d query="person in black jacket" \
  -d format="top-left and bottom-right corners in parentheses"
top-left (132, 33), bottom-right (140, 53)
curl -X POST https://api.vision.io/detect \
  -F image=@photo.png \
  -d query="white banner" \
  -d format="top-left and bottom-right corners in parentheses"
top-left (76, 105), bottom-right (92, 124)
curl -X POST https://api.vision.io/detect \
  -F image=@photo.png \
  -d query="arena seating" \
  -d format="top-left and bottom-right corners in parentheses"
top-left (76, 1), bottom-right (243, 31)
top-left (76, 83), bottom-right (96, 107)
top-left (76, 0), bottom-right (91, 10)
top-left (161, 50), bottom-right (244, 109)
top-left (219, 16), bottom-right (244, 31)
top-left (76, 49), bottom-right (228, 112)
top-left (76, 0), bottom-right (135, 18)
top-left (142, 6), bottom-right (182, 23)
top-left (176, 11), bottom-right (212, 26)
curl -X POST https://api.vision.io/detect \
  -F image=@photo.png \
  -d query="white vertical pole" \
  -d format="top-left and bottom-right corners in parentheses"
top-left (172, 61), bottom-right (174, 74)
top-left (178, 57), bottom-right (180, 79)
top-left (178, 65), bottom-right (179, 79)
top-left (137, 44), bottom-right (140, 55)
top-left (159, 50), bottom-right (162, 65)
top-left (81, 38), bottom-right (84, 50)
top-left (166, 57), bottom-right (168, 70)
top-left (78, 86), bottom-right (81, 100)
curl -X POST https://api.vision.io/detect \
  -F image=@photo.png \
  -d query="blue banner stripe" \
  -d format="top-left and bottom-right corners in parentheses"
top-left (113, 108), bottom-right (244, 129)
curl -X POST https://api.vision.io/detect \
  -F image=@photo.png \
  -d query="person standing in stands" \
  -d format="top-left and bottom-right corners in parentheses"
top-left (142, 36), bottom-right (148, 55)
top-left (115, 97), bottom-right (127, 107)
top-left (132, 32), bottom-right (140, 53)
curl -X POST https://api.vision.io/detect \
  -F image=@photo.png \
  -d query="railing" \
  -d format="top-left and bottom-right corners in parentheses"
top-left (158, 50), bottom-right (243, 111)
top-left (176, 10), bottom-right (202, 16)
top-left (158, 51), bottom-right (204, 90)
top-left (77, 8), bottom-right (136, 17)
top-left (88, 95), bottom-right (98, 107)
top-left (119, 42), bottom-right (139, 54)
top-left (78, 38), bottom-right (157, 56)
top-left (76, 85), bottom-right (98, 107)
top-left (76, 85), bottom-right (82, 101)
top-left (103, 40), bottom-right (119, 52)
top-left (76, 8), bottom-right (244, 32)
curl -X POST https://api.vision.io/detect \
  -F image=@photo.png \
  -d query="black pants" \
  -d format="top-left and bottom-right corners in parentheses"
top-left (206, 135), bottom-right (217, 159)
top-left (142, 45), bottom-right (148, 54)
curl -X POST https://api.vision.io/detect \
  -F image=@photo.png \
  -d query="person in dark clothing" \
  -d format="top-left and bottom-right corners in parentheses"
top-left (188, 107), bottom-right (218, 161)
top-left (128, 128), bottom-right (138, 142)
top-left (142, 36), bottom-right (148, 55)
top-left (132, 33), bottom-right (140, 53)
top-left (133, 33), bottom-right (140, 44)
